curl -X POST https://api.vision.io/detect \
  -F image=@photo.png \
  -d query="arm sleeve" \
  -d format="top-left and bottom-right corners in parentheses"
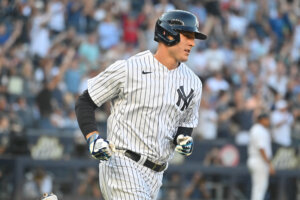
top-left (87, 60), bottom-right (126, 106)
top-left (75, 90), bottom-right (98, 138)
top-left (178, 80), bottom-right (202, 128)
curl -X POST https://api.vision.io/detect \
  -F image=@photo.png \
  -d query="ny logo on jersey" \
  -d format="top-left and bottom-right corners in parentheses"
top-left (176, 86), bottom-right (194, 111)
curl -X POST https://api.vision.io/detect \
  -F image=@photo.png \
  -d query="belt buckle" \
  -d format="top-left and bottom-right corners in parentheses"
top-left (151, 163), bottom-right (158, 171)
top-left (152, 163), bottom-right (166, 172)
top-left (158, 163), bottom-right (166, 172)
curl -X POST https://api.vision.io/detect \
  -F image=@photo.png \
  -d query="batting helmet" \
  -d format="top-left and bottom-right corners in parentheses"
top-left (154, 10), bottom-right (207, 46)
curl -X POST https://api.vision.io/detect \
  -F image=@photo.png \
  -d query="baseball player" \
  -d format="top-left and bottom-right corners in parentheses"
top-left (247, 113), bottom-right (275, 200)
top-left (75, 10), bottom-right (206, 200)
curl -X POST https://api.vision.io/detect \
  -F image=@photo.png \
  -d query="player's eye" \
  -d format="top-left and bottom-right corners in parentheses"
top-left (181, 32), bottom-right (195, 39)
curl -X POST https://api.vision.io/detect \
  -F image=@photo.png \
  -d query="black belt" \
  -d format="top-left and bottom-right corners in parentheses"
top-left (124, 150), bottom-right (167, 172)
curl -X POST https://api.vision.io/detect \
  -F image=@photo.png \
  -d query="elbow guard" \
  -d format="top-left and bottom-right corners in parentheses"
top-left (75, 90), bottom-right (98, 138)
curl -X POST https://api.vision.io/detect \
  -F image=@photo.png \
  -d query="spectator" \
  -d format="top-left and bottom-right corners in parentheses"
top-left (204, 40), bottom-right (225, 73)
top-left (7, 117), bottom-right (29, 156)
top-left (77, 168), bottom-right (101, 199)
top-left (232, 89), bottom-right (254, 145)
top-left (98, 13), bottom-right (121, 51)
top-left (188, 1), bottom-right (207, 28)
top-left (271, 99), bottom-right (294, 146)
top-left (188, 45), bottom-right (208, 78)
top-left (48, 0), bottom-right (66, 35)
top-left (231, 44), bottom-right (248, 72)
top-left (0, 54), bottom-right (9, 95)
top-left (203, 147), bottom-right (222, 166)
top-left (121, 12), bottom-right (145, 46)
top-left (291, 17), bottom-right (300, 62)
top-left (0, 95), bottom-right (9, 115)
top-left (0, 114), bottom-right (10, 155)
top-left (29, 3), bottom-right (51, 58)
top-left (245, 27), bottom-right (270, 61)
top-left (291, 93), bottom-right (300, 136)
top-left (78, 32), bottom-right (100, 74)
top-left (64, 110), bottom-right (78, 130)
top-left (36, 48), bottom-right (75, 128)
top-left (268, 4), bottom-right (293, 49)
top-left (215, 90), bottom-right (235, 139)
top-left (206, 72), bottom-right (230, 94)
top-left (183, 172), bottom-right (210, 199)
top-left (267, 61), bottom-right (289, 97)
top-left (64, 56), bottom-right (81, 95)
top-left (12, 97), bottom-right (35, 128)
top-left (50, 107), bottom-right (66, 129)
top-left (7, 63), bottom-right (23, 103)
top-left (202, 0), bottom-right (222, 37)
top-left (164, 172), bottom-right (182, 200)
top-left (243, 0), bottom-right (258, 23)
top-left (227, 9), bottom-right (248, 38)
top-left (66, 0), bottom-right (83, 32)
top-left (0, 22), bottom-right (10, 46)
top-left (194, 98), bottom-right (218, 140)
top-left (21, 59), bottom-right (38, 104)
top-left (154, 0), bottom-right (175, 13)
top-left (23, 168), bottom-right (54, 199)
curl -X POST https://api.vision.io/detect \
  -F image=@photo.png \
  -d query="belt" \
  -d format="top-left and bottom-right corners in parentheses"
top-left (124, 150), bottom-right (167, 172)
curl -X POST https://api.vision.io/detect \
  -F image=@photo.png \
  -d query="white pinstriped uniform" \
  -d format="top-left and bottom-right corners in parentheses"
top-left (88, 50), bottom-right (202, 199)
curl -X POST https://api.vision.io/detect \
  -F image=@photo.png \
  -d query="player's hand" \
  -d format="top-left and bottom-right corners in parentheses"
top-left (269, 163), bottom-right (276, 175)
top-left (87, 133), bottom-right (115, 161)
top-left (175, 134), bottom-right (193, 156)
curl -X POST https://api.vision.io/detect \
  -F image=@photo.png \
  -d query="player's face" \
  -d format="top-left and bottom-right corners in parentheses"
top-left (261, 118), bottom-right (270, 127)
top-left (169, 31), bottom-right (195, 62)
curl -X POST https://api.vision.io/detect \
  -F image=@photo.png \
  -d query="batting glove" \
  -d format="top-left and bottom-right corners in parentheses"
top-left (87, 133), bottom-right (115, 161)
top-left (175, 134), bottom-right (193, 156)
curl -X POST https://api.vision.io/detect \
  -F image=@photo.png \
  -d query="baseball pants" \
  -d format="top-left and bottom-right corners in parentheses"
top-left (99, 152), bottom-right (164, 200)
top-left (247, 158), bottom-right (269, 200)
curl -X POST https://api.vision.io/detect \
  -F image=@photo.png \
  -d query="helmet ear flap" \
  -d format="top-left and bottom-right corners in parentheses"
top-left (154, 21), bottom-right (180, 46)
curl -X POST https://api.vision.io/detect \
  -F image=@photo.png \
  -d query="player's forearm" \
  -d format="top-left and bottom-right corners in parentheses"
top-left (259, 148), bottom-right (271, 165)
top-left (75, 90), bottom-right (99, 138)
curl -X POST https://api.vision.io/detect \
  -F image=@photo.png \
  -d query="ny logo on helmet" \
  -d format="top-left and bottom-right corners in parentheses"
top-left (176, 86), bottom-right (194, 111)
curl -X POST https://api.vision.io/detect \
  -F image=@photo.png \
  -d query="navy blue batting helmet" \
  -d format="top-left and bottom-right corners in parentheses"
top-left (154, 10), bottom-right (207, 46)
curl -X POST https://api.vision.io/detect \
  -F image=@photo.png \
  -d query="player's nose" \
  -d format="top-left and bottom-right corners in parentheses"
top-left (188, 38), bottom-right (195, 47)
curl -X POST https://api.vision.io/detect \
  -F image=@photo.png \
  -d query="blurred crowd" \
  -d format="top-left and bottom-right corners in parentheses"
top-left (0, 0), bottom-right (300, 154)
top-left (0, 0), bottom-right (300, 199)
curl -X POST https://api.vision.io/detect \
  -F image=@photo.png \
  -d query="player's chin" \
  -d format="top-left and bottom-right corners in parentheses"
top-left (181, 55), bottom-right (189, 62)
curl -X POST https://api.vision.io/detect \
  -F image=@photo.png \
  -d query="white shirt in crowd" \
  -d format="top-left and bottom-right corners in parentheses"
top-left (206, 76), bottom-right (230, 93)
top-left (30, 14), bottom-right (51, 58)
top-left (48, 1), bottom-right (65, 32)
top-left (227, 13), bottom-right (248, 37)
top-left (271, 110), bottom-right (294, 146)
top-left (195, 108), bottom-right (218, 140)
top-left (204, 48), bottom-right (225, 72)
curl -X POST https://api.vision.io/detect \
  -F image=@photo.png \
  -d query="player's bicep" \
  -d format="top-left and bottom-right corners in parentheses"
top-left (88, 60), bottom-right (126, 106)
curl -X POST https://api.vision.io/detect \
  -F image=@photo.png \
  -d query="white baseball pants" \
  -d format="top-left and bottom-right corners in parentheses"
top-left (99, 152), bottom-right (164, 200)
top-left (247, 158), bottom-right (269, 200)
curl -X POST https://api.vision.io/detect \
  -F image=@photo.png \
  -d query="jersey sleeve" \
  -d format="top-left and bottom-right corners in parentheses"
top-left (87, 60), bottom-right (126, 107)
top-left (178, 82), bottom-right (202, 128)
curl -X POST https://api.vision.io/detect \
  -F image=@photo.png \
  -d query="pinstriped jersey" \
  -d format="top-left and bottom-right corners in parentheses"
top-left (88, 50), bottom-right (202, 163)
